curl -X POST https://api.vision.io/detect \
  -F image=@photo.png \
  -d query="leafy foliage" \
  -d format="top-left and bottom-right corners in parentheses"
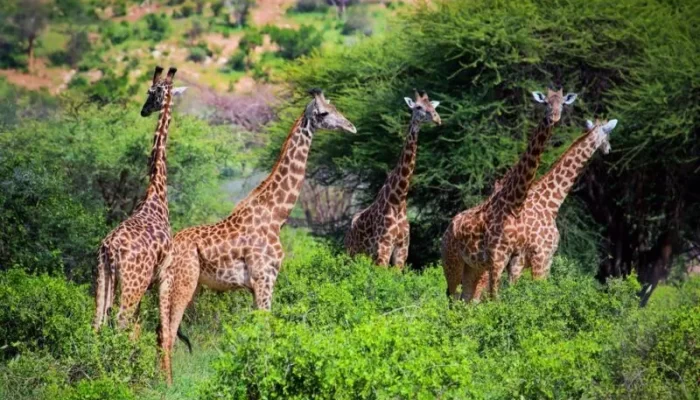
top-left (265, 25), bottom-right (323, 60)
top-left (142, 13), bottom-right (171, 42)
top-left (0, 270), bottom-right (157, 399)
top-left (269, 0), bottom-right (700, 274)
top-left (0, 77), bottom-right (58, 129)
top-left (201, 231), bottom-right (700, 399)
top-left (0, 100), bottom-right (241, 281)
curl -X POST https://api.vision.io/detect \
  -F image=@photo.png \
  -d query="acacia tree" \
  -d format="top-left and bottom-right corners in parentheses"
top-left (265, 0), bottom-right (700, 283)
top-left (4, 0), bottom-right (50, 73)
top-left (225, 0), bottom-right (256, 28)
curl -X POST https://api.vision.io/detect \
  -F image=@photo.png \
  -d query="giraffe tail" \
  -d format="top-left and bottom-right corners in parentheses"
top-left (93, 245), bottom-right (115, 330)
top-left (177, 328), bottom-right (192, 353)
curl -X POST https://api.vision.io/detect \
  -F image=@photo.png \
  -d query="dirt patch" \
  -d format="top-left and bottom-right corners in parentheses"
top-left (114, 3), bottom-right (163, 23)
top-left (202, 33), bottom-right (243, 58)
top-left (252, 0), bottom-right (297, 27)
top-left (0, 58), bottom-right (72, 94)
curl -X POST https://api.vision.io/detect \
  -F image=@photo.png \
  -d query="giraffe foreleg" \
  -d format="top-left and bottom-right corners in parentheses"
top-left (374, 233), bottom-right (394, 267)
top-left (507, 252), bottom-right (526, 284)
top-left (472, 269), bottom-right (489, 302)
top-left (248, 253), bottom-right (281, 311)
top-left (460, 265), bottom-right (486, 303)
top-left (392, 227), bottom-right (410, 270)
top-left (441, 235), bottom-right (464, 301)
top-left (486, 250), bottom-right (510, 300)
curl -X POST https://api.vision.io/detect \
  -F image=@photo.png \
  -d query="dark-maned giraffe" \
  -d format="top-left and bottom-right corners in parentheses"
top-left (344, 90), bottom-right (441, 268)
top-left (441, 88), bottom-right (577, 301)
top-left (470, 118), bottom-right (618, 298)
top-left (93, 66), bottom-right (186, 330)
top-left (157, 89), bottom-right (356, 384)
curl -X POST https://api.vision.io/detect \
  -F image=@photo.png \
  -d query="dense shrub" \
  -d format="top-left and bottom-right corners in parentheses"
top-left (200, 231), bottom-right (700, 399)
top-left (228, 50), bottom-right (246, 71)
top-left (0, 103), bottom-right (241, 281)
top-left (0, 270), bottom-right (157, 399)
top-left (265, 25), bottom-right (323, 60)
top-left (176, 3), bottom-right (195, 18)
top-left (0, 77), bottom-right (58, 129)
top-left (188, 42), bottom-right (213, 62)
top-left (294, 0), bottom-right (329, 13)
top-left (101, 21), bottom-right (132, 45)
top-left (48, 30), bottom-right (91, 67)
top-left (0, 160), bottom-right (104, 280)
top-left (142, 13), bottom-right (171, 42)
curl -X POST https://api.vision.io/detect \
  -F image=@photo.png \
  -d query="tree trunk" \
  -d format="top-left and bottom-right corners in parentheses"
top-left (28, 36), bottom-right (35, 74)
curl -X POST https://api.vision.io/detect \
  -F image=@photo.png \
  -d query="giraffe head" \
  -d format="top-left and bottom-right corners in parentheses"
top-left (531, 88), bottom-right (577, 124)
top-left (404, 90), bottom-right (441, 125)
top-left (140, 66), bottom-right (188, 117)
top-left (304, 88), bottom-right (356, 133)
top-left (585, 118), bottom-right (618, 154)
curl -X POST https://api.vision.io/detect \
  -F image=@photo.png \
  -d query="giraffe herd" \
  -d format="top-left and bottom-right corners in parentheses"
top-left (93, 66), bottom-right (618, 384)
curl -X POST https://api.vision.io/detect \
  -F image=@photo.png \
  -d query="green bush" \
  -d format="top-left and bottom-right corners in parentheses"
top-left (0, 103), bottom-right (241, 281)
top-left (200, 232), bottom-right (699, 399)
top-left (0, 161), bottom-right (104, 279)
top-left (188, 42), bottom-right (212, 62)
top-left (178, 3), bottom-right (195, 18)
top-left (101, 21), bottom-right (132, 45)
top-left (60, 377), bottom-right (135, 400)
top-left (294, 0), bottom-right (329, 13)
top-left (228, 49), bottom-right (246, 71)
top-left (0, 78), bottom-right (58, 130)
top-left (142, 13), bottom-right (171, 42)
top-left (0, 270), bottom-right (157, 399)
top-left (265, 25), bottom-right (323, 60)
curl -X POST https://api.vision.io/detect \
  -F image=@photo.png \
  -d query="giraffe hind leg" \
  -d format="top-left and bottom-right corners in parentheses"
top-left (93, 246), bottom-right (108, 330)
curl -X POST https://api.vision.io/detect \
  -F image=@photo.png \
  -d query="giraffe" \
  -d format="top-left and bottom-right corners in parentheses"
top-left (93, 66), bottom-right (187, 330)
top-left (157, 89), bottom-right (356, 384)
top-left (472, 118), bottom-right (618, 296)
top-left (344, 90), bottom-right (441, 268)
top-left (441, 88), bottom-right (577, 302)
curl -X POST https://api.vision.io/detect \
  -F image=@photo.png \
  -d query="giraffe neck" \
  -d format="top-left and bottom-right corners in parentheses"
top-left (534, 128), bottom-right (600, 217)
top-left (494, 116), bottom-right (555, 213)
top-left (381, 118), bottom-right (421, 206)
top-left (240, 114), bottom-right (314, 226)
top-left (142, 87), bottom-right (173, 210)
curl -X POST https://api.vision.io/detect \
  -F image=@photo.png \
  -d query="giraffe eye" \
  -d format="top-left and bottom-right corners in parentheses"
top-left (318, 112), bottom-right (329, 117)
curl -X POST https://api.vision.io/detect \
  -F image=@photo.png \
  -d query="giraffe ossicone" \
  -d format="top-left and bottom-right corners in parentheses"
top-left (345, 90), bottom-right (441, 268)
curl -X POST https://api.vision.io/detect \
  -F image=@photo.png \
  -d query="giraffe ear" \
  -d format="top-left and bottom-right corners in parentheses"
top-left (532, 91), bottom-right (546, 103)
top-left (603, 119), bottom-right (618, 134)
top-left (564, 93), bottom-right (578, 105)
top-left (430, 101), bottom-right (440, 108)
top-left (172, 87), bottom-right (188, 96)
top-left (586, 120), bottom-right (595, 130)
top-left (404, 97), bottom-right (415, 109)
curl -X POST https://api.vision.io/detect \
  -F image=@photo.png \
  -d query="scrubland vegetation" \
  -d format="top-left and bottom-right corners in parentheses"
top-left (1, 230), bottom-right (698, 399)
top-left (0, 0), bottom-right (699, 398)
